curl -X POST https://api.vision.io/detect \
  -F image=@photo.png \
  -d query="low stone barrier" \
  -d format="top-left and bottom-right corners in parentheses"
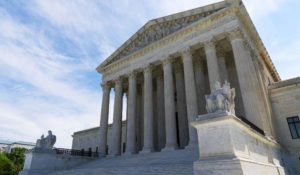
top-left (19, 148), bottom-right (95, 175)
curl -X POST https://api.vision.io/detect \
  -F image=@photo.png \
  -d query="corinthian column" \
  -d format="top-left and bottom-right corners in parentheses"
top-left (204, 38), bottom-right (221, 90)
top-left (162, 58), bottom-right (178, 151)
top-left (111, 78), bottom-right (123, 156)
top-left (98, 83), bottom-right (111, 156)
top-left (125, 71), bottom-right (137, 154)
top-left (141, 65), bottom-right (154, 153)
top-left (182, 48), bottom-right (198, 147)
top-left (228, 28), bottom-right (264, 130)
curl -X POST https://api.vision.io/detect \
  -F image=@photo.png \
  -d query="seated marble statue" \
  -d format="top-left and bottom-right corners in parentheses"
top-left (205, 81), bottom-right (235, 115)
top-left (36, 130), bottom-right (56, 149)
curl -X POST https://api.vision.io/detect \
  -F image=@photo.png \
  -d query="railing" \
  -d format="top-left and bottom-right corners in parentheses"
top-left (53, 148), bottom-right (98, 157)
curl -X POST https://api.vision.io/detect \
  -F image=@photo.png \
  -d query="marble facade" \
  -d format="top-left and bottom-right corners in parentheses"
top-left (70, 0), bottom-right (299, 174)
top-left (96, 0), bottom-right (279, 157)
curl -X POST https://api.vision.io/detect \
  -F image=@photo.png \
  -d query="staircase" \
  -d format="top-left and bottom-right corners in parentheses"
top-left (50, 148), bottom-right (198, 175)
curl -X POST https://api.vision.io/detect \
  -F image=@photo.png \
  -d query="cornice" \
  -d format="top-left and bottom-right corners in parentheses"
top-left (269, 77), bottom-right (300, 90)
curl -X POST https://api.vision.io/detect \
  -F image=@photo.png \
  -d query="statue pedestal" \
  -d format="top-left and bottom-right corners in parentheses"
top-left (19, 148), bottom-right (93, 175)
top-left (191, 113), bottom-right (287, 175)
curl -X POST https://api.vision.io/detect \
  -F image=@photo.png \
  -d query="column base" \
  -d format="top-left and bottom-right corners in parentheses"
top-left (162, 145), bottom-right (178, 152)
top-left (106, 154), bottom-right (115, 157)
top-left (98, 152), bottom-right (106, 157)
top-left (185, 143), bottom-right (198, 150)
top-left (106, 153), bottom-right (120, 157)
top-left (123, 151), bottom-right (137, 156)
top-left (140, 148), bottom-right (153, 154)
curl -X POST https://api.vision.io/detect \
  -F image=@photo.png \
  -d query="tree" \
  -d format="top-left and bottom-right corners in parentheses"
top-left (0, 153), bottom-right (16, 175)
top-left (0, 147), bottom-right (27, 175)
top-left (5, 147), bottom-right (27, 171)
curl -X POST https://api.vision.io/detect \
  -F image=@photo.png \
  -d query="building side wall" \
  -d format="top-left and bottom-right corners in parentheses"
top-left (72, 131), bottom-right (99, 152)
top-left (0, 143), bottom-right (9, 152)
top-left (72, 124), bottom-right (127, 154)
top-left (270, 83), bottom-right (300, 173)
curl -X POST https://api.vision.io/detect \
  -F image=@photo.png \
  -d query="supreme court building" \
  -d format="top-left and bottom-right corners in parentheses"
top-left (71, 0), bottom-right (300, 174)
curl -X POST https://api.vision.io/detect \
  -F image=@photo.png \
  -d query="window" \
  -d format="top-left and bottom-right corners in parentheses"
top-left (287, 116), bottom-right (300, 139)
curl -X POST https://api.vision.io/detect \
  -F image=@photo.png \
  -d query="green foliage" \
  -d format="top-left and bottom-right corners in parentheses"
top-left (0, 147), bottom-right (27, 175)
top-left (0, 153), bottom-right (16, 175)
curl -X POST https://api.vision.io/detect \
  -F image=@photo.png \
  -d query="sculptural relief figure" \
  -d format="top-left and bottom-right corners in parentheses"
top-left (205, 81), bottom-right (235, 115)
top-left (36, 130), bottom-right (56, 149)
top-left (36, 135), bottom-right (45, 148)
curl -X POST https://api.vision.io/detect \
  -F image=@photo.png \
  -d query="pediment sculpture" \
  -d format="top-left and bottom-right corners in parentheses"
top-left (104, 9), bottom-right (223, 67)
top-left (36, 130), bottom-right (56, 149)
top-left (205, 81), bottom-right (236, 115)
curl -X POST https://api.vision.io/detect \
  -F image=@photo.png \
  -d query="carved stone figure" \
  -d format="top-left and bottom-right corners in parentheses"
top-left (104, 12), bottom-right (217, 66)
top-left (205, 81), bottom-right (235, 115)
top-left (36, 130), bottom-right (56, 149)
top-left (36, 135), bottom-right (45, 148)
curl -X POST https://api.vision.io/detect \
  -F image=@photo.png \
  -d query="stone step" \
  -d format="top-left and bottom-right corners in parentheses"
top-left (51, 163), bottom-right (193, 175)
top-left (49, 148), bottom-right (198, 175)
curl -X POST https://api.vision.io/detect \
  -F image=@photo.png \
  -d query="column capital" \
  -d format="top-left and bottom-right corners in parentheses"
top-left (114, 77), bottom-right (122, 86)
top-left (128, 70), bottom-right (137, 79)
top-left (203, 37), bottom-right (217, 50)
top-left (143, 64), bottom-right (153, 74)
top-left (101, 82), bottom-right (111, 92)
top-left (162, 56), bottom-right (173, 67)
top-left (227, 28), bottom-right (243, 42)
top-left (180, 47), bottom-right (193, 63)
top-left (180, 47), bottom-right (192, 57)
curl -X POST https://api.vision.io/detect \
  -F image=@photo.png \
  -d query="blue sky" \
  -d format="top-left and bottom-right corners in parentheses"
top-left (0, 0), bottom-right (299, 148)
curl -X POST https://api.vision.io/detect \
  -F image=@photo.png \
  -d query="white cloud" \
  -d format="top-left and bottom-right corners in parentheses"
top-left (31, 0), bottom-right (104, 34)
top-left (0, 103), bottom-right (42, 141)
top-left (269, 34), bottom-right (300, 79)
top-left (0, 4), bottom-right (102, 148)
top-left (243, 0), bottom-right (290, 21)
top-left (146, 0), bottom-right (221, 17)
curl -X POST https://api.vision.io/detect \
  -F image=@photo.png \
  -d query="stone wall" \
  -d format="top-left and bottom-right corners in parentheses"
top-left (269, 77), bottom-right (300, 174)
top-left (72, 122), bottom-right (127, 155)
top-left (20, 149), bottom-right (93, 175)
top-left (192, 114), bottom-right (289, 175)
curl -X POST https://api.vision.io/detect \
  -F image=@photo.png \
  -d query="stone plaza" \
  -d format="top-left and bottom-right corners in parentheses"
top-left (20, 0), bottom-right (300, 174)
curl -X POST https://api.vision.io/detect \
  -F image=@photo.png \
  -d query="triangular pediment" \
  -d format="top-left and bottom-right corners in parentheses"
top-left (98, 1), bottom-right (230, 70)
